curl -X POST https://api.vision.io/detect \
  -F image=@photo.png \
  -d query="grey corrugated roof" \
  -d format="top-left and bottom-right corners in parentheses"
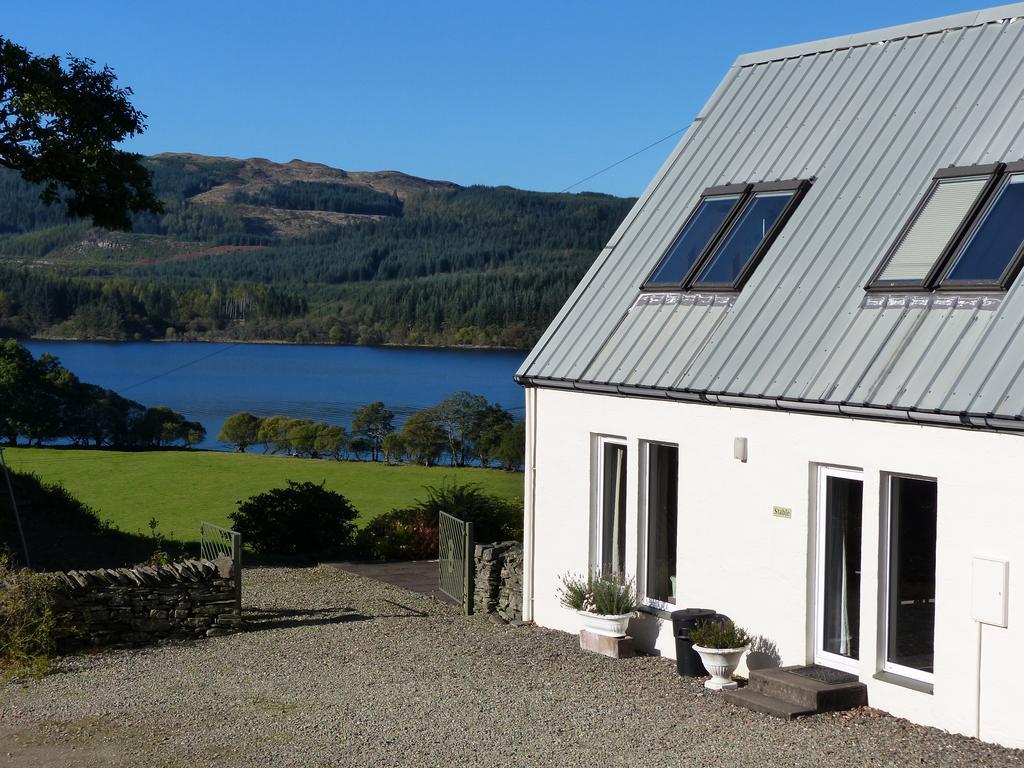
top-left (517, 5), bottom-right (1024, 428)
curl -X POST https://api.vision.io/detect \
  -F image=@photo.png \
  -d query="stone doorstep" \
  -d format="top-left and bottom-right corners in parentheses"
top-left (724, 666), bottom-right (868, 720)
top-left (722, 688), bottom-right (818, 720)
top-left (579, 630), bottom-right (635, 659)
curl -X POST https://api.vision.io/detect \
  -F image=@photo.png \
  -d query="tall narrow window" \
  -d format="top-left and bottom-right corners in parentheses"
top-left (593, 438), bottom-right (627, 575)
top-left (883, 476), bottom-right (937, 683)
top-left (939, 171), bottom-right (1024, 289)
top-left (642, 191), bottom-right (745, 289)
top-left (691, 180), bottom-right (807, 291)
top-left (868, 165), bottom-right (1000, 290)
top-left (644, 443), bottom-right (678, 607)
top-left (815, 468), bottom-right (863, 672)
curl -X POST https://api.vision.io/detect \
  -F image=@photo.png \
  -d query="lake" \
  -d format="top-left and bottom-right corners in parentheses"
top-left (24, 341), bottom-right (527, 451)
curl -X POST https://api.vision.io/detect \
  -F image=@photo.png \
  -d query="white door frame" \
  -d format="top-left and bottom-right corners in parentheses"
top-left (880, 472), bottom-right (936, 685)
top-left (813, 465), bottom-right (863, 674)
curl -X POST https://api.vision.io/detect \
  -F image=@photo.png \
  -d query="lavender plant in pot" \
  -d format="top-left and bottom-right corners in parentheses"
top-left (558, 571), bottom-right (636, 638)
top-left (690, 619), bottom-right (750, 690)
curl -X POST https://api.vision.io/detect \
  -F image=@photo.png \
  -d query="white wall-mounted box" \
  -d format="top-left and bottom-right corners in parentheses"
top-left (971, 557), bottom-right (1009, 628)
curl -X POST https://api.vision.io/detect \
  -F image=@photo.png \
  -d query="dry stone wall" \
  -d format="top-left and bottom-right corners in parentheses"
top-left (473, 541), bottom-right (523, 621)
top-left (53, 558), bottom-right (242, 648)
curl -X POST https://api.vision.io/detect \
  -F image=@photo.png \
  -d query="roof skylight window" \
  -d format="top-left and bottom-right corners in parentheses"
top-left (868, 165), bottom-right (998, 290)
top-left (641, 179), bottom-right (808, 293)
top-left (642, 184), bottom-right (747, 289)
top-left (938, 170), bottom-right (1024, 289)
top-left (691, 186), bottom-right (801, 291)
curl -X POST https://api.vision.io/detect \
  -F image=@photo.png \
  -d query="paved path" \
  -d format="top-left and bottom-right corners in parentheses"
top-left (326, 559), bottom-right (457, 605)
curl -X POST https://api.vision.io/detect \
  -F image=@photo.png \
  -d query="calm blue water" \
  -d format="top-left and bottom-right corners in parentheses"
top-left (24, 341), bottom-right (527, 451)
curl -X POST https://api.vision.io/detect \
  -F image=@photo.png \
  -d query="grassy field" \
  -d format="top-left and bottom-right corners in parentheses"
top-left (5, 448), bottom-right (524, 545)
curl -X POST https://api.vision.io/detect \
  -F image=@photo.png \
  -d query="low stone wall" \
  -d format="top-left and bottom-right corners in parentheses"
top-left (497, 546), bottom-right (523, 622)
top-left (53, 558), bottom-right (242, 648)
top-left (473, 541), bottom-right (523, 621)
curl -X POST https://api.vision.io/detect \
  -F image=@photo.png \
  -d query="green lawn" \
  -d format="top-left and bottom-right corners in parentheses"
top-left (5, 448), bottom-right (524, 545)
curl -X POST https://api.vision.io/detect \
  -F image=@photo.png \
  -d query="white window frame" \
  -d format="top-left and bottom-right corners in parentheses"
top-left (813, 465), bottom-right (863, 675)
top-left (639, 440), bottom-right (679, 612)
top-left (591, 435), bottom-right (627, 576)
top-left (880, 472), bottom-right (937, 685)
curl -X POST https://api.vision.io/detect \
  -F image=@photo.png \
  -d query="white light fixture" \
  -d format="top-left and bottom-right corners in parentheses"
top-left (733, 437), bottom-right (748, 462)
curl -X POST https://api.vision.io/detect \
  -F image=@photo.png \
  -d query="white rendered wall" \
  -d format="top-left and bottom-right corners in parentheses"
top-left (525, 387), bottom-right (1023, 748)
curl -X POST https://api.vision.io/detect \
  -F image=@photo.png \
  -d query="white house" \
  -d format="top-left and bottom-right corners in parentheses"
top-left (516, 4), bottom-right (1024, 749)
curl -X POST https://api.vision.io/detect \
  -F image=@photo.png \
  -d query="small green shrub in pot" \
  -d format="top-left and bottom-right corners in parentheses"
top-left (558, 572), bottom-right (636, 616)
top-left (690, 619), bottom-right (750, 649)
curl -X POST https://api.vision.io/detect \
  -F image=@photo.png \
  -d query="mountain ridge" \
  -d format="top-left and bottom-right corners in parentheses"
top-left (0, 153), bottom-right (635, 348)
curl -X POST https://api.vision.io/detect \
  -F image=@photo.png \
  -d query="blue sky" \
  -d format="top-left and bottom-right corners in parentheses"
top-left (7, 1), bottom-right (988, 196)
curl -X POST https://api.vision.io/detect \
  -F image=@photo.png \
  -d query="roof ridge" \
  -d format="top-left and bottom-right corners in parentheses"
top-left (735, 2), bottom-right (1024, 67)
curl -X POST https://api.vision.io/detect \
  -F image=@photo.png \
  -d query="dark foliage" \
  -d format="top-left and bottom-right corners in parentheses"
top-left (356, 481), bottom-right (522, 561)
top-left (0, 468), bottom-right (182, 570)
top-left (232, 181), bottom-right (403, 217)
top-left (229, 480), bottom-right (359, 557)
top-left (0, 36), bottom-right (161, 229)
top-left (0, 339), bottom-right (198, 448)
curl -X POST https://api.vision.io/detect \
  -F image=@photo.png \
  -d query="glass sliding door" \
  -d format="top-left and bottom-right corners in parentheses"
top-left (644, 443), bottom-right (678, 608)
top-left (594, 438), bottom-right (627, 575)
top-left (883, 475), bottom-right (937, 682)
top-left (814, 467), bottom-right (863, 673)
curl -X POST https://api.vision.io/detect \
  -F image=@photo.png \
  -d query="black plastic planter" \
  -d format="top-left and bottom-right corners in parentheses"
top-left (670, 608), bottom-right (725, 676)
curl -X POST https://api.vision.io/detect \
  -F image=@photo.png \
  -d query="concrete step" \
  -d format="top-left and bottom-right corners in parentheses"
top-left (747, 666), bottom-right (867, 712)
top-left (723, 687), bottom-right (818, 720)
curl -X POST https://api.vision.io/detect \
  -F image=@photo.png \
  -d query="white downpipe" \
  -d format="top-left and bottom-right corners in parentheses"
top-left (975, 621), bottom-right (983, 740)
top-left (522, 386), bottom-right (539, 622)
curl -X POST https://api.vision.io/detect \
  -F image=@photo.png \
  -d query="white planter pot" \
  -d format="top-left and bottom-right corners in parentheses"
top-left (692, 645), bottom-right (749, 690)
top-left (578, 610), bottom-right (632, 638)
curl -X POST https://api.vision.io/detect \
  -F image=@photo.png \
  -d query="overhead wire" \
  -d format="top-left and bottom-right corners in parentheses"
top-left (559, 126), bottom-right (685, 193)
top-left (120, 342), bottom-right (241, 392)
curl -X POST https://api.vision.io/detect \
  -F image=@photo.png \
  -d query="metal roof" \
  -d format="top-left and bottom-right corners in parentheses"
top-left (517, 4), bottom-right (1024, 430)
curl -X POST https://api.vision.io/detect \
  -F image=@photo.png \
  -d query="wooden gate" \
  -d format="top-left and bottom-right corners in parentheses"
top-left (438, 511), bottom-right (474, 614)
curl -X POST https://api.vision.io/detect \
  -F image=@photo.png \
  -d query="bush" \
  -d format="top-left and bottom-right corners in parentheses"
top-left (690, 619), bottom-right (750, 649)
top-left (355, 481), bottom-right (522, 561)
top-left (356, 507), bottom-right (439, 561)
top-left (229, 480), bottom-right (359, 557)
top-left (558, 572), bottom-right (636, 615)
top-left (0, 553), bottom-right (67, 676)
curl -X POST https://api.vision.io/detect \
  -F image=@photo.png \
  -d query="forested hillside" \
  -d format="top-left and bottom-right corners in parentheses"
top-left (0, 154), bottom-right (634, 347)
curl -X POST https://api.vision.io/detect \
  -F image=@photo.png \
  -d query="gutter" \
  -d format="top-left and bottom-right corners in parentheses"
top-left (512, 375), bottom-right (1024, 435)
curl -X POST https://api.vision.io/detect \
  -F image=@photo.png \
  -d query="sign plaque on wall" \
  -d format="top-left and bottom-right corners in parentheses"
top-left (772, 505), bottom-right (792, 519)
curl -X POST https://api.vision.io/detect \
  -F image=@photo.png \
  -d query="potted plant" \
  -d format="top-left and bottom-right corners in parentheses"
top-left (690, 619), bottom-right (750, 690)
top-left (558, 571), bottom-right (636, 637)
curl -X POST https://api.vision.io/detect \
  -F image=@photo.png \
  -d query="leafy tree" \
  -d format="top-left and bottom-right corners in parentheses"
top-left (182, 421), bottom-right (206, 448)
top-left (496, 420), bottom-right (526, 470)
top-left (132, 405), bottom-right (189, 447)
top-left (381, 432), bottom-right (406, 464)
top-left (285, 419), bottom-right (318, 457)
top-left (229, 480), bottom-right (359, 557)
top-left (467, 403), bottom-right (515, 467)
top-left (351, 401), bottom-right (394, 462)
top-left (218, 411), bottom-right (261, 452)
top-left (401, 408), bottom-right (446, 467)
top-left (0, 339), bottom-right (46, 445)
top-left (257, 415), bottom-right (293, 454)
top-left (0, 36), bottom-right (161, 229)
top-left (433, 391), bottom-right (488, 466)
top-left (348, 436), bottom-right (373, 461)
top-left (313, 424), bottom-right (347, 460)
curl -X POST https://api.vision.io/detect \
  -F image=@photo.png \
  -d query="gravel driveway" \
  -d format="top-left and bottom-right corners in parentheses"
top-left (2, 566), bottom-right (1022, 767)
